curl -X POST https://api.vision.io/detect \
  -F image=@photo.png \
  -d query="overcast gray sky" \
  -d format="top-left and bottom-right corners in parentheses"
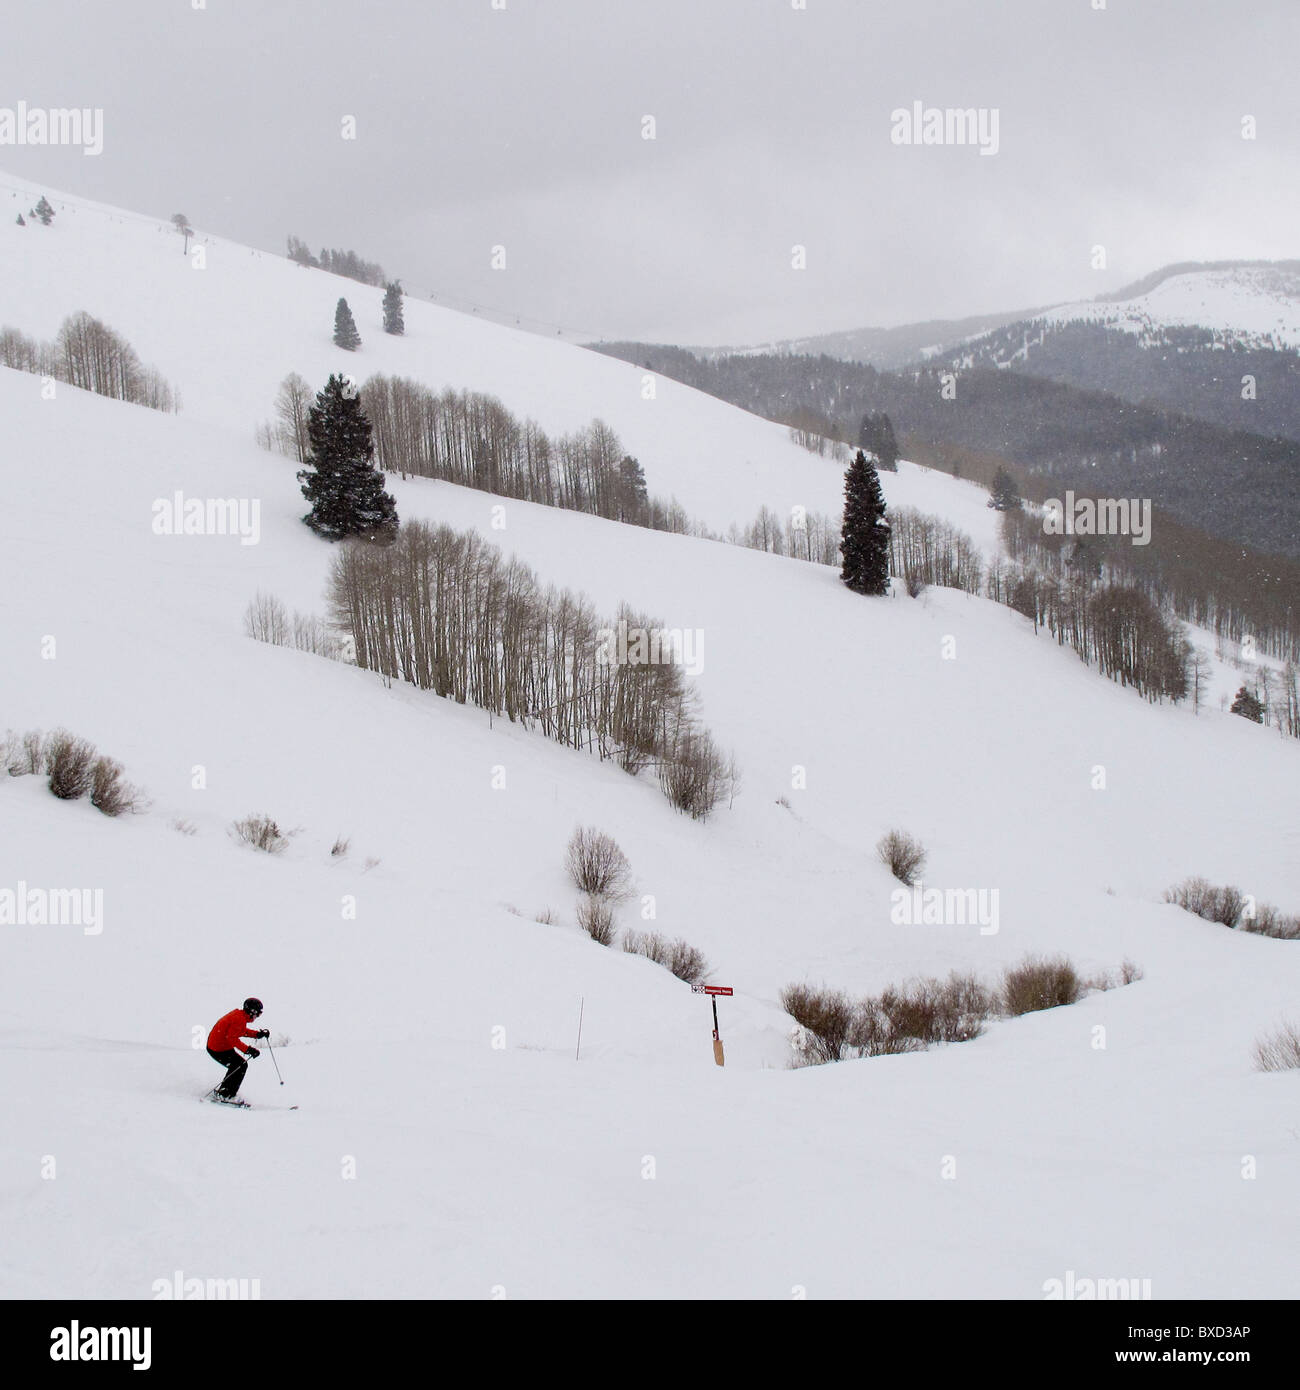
top-left (2, 0), bottom-right (1296, 344)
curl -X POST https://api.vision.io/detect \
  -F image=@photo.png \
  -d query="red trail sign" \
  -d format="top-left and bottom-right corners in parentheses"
top-left (691, 985), bottom-right (732, 1064)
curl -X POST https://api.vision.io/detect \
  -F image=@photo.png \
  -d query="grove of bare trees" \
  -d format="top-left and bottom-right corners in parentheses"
top-left (328, 521), bottom-right (734, 817)
top-left (0, 312), bottom-right (179, 412)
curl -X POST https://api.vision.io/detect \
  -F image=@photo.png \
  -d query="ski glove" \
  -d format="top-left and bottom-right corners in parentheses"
top-left (254, 1029), bottom-right (270, 1039)
top-left (246, 1046), bottom-right (261, 1059)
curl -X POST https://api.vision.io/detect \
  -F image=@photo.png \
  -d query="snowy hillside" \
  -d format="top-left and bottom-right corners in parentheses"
top-left (1021, 264), bottom-right (1300, 355)
top-left (3, 178), bottom-right (1300, 1300)
top-left (0, 172), bottom-right (997, 543)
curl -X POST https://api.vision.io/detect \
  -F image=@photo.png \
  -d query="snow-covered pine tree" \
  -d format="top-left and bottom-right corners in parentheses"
top-left (15, 213), bottom-right (24, 226)
top-left (858, 412), bottom-right (900, 472)
top-left (33, 197), bottom-right (54, 226)
top-left (382, 281), bottom-right (405, 336)
top-left (1230, 685), bottom-right (1264, 723)
top-left (616, 455), bottom-right (648, 523)
top-left (287, 235), bottom-right (317, 267)
top-left (988, 468), bottom-right (1022, 511)
top-left (333, 298), bottom-right (361, 351)
top-left (840, 450), bottom-right (890, 595)
top-left (298, 375), bottom-right (398, 542)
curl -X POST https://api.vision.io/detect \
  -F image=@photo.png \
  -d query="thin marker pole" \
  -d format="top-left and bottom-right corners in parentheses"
top-left (575, 997), bottom-right (584, 1061)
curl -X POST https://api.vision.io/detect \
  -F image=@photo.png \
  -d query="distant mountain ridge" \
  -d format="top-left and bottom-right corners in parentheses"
top-left (695, 307), bottom-right (1044, 372)
top-left (674, 260), bottom-right (1300, 447)
top-left (711, 260), bottom-right (1300, 368)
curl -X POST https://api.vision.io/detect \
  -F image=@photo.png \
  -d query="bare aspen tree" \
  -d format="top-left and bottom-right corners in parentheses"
top-left (275, 373), bottom-right (314, 463)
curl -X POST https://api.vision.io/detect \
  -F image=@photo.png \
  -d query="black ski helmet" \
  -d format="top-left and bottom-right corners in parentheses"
top-left (243, 997), bottom-right (263, 1017)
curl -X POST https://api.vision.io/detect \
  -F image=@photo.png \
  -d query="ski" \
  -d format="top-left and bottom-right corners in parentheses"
top-left (201, 1100), bottom-right (298, 1112)
top-left (201, 1095), bottom-right (297, 1111)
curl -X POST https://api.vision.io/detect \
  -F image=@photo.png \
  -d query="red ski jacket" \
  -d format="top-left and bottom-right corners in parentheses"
top-left (208, 1008), bottom-right (260, 1054)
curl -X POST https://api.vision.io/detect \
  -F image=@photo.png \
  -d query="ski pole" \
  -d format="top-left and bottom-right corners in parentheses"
top-left (266, 1036), bottom-right (284, 1086)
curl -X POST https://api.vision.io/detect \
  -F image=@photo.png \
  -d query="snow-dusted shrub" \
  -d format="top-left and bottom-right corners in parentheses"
top-left (1241, 904), bottom-right (1300, 941)
top-left (877, 829), bottom-right (927, 886)
top-left (663, 938), bottom-right (709, 985)
top-left (576, 893), bottom-right (616, 946)
top-left (45, 730), bottom-right (97, 800)
top-left (789, 956), bottom-right (1125, 1066)
top-left (1206, 884), bottom-right (1246, 928)
top-left (231, 814), bottom-right (291, 855)
top-left (844, 972), bottom-right (995, 1056)
top-left (875, 972), bottom-right (994, 1046)
top-left (624, 931), bottom-right (709, 985)
top-left (623, 929), bottom-right (668, 964)
top-left (566, 827), bottom-right (633, 900)
top-left (330, 835), bottom-right (350, 858)
top-left (0, 729), bottom-right (19, 778)
top-left (849, 1000), bottom-right (924, 1057)
top-left (658, 728), bottom-right (734, 821)
top-left (89, 755), bottom-right (145, 816)
top-left (1164, 877), bottom-right (1251, 930)
top-left (1253, 1021), bottom-right (1300, 1073)
top-left (1002, 955), bottom-right (1081, 1016)
top-left (780, 983), bottom-right (857, 1064)
top-left (1163, 876), bottom-right (1215, 917)
top-left (7, 728), bottom-right (47, 776)
top-left (1119, 958), bottom-right (1145, 985)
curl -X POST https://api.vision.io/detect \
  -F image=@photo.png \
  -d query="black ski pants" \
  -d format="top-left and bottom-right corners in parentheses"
top-left (208, 1047), bottom-right (248, 1098)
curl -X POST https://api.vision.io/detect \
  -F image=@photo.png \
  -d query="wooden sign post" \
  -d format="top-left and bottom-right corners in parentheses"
top-left (692, 984), bottom-right (732, 1066)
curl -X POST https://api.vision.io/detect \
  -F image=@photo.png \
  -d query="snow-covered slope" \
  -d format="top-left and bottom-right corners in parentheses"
top-left (0, 172), bottom-right (989, 541)
top-left (1023, 264), bottom-right (1300, 353)
top-left (3, 179), bottom-right (1300, 1300)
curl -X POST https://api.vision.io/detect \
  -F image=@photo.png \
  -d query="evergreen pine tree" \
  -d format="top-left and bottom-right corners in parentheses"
top-left (858, 412), bottom-right (900, 471)
top-left (1230, 685), bottom-right (1264, 723)
top-left (382, 281), bottom-right (405, 336)
top-left (15, 213), bottom-right (24, 226)
top-left (333, 298), bottom-right (361, 351)
top-left (988, 467), bottom-right (1021, 511)
top-left (33, 197), bottom-right (54, 226)
top-left (616, 455), bottom-right (648, 523)
top-left (840, 450), bottom-right (891, 595)
top-left (298, 375), bottom-right (398, 542)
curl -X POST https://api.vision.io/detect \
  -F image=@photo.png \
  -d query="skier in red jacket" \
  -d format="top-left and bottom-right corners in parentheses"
top-left (206, 998), bottom-right (269, 1103)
